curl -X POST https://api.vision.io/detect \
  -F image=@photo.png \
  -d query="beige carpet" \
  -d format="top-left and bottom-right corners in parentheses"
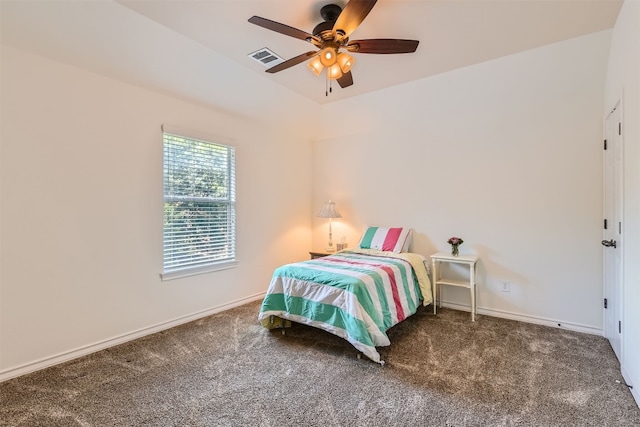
top-left (1, 301), bottom-right (639, 426)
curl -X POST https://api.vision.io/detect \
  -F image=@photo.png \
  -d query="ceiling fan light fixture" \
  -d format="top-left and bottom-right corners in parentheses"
top-left (248, 0), bottom-right (420, 93)
top-left (337, 52), bottom-right (355, 73)
top-left (307, 56), bottom-right (324, 76)
top-left (327, 63), bottom-right (343, 80)
top-left (319, 47), bottom-right (338, 67)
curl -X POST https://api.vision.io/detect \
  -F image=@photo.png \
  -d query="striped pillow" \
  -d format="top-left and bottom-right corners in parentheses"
top-left (358, 226), bottom-right (412, 253)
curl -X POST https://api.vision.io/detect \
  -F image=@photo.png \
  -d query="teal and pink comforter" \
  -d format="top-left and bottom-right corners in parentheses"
top-left (258, 249), bottom-right (433, 364)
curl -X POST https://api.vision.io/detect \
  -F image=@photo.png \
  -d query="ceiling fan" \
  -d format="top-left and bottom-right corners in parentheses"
top-left (248, 0), bottom-right (419, 94)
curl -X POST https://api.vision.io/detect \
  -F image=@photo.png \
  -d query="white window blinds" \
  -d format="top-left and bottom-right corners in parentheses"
top-left (162, 128), bottom-right (236, 279)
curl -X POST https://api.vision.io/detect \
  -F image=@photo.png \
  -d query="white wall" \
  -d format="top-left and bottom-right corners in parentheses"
top-left (313, 31), bottom-right (611, 332)
top-left (604, 0), bottom-right (640, 406)
top-left (0, 46), bottom-right (313, 377)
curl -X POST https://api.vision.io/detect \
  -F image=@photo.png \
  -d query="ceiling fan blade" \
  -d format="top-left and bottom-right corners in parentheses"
top-left (337, 71), bottom-right (354, 88)
top-left (266, 51), bottom-right (318, 74)
top-left (248, 16), bottom-right (320, 44)
top-left (347, 39), bottom-right (419, 54)
top-left (332, 0), bottom-right (378, 41)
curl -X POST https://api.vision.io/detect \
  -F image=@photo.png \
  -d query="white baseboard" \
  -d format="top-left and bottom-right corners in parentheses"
top-left (622, 366), bottom-right (640, 408)
top-left (0, 293), bottom-right (266, 383)
top-left (439, 301), bottom-right (603, 336)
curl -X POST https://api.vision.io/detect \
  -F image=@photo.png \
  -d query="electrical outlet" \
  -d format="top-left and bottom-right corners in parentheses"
top-left (500, 281), bottom-right (511, 292)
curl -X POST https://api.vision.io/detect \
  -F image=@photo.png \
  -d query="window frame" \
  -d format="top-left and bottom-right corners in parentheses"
top-left (160, 125), bottom-right (237, 281)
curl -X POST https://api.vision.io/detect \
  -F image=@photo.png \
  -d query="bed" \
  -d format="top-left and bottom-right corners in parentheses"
top-left (258, 227), bottom-right (433, 364)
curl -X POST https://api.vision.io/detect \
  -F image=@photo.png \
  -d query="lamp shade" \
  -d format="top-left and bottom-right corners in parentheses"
top-left (307, 56), bottom-right (324, 76)
top-left (337, 52), bottom-right (355, 73)
top-left (327, 63), bottom-right (343, 80)
top-left (319, 47), bottom-right (338, 67)
top-left (316, 200), bottom-right (342, 218)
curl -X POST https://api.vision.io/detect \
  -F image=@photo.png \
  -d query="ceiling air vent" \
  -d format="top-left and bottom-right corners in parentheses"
top-left (248, 48), bottom-right (284, 68)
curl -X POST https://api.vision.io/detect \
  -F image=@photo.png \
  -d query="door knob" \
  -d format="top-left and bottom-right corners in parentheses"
top-left (601, 239), bottom-right (617, 248)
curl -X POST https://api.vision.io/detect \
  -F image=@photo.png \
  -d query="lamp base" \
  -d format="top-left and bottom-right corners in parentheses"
top-left (325, 246), bottom-right (335, 252)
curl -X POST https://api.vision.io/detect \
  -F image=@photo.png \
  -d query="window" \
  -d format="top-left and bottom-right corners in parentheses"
top-left (162, 126), bottom-right (236, 279)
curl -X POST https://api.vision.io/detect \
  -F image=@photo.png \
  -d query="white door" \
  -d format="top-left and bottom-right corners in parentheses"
top-left (603, 102), bottom-right (623, 360)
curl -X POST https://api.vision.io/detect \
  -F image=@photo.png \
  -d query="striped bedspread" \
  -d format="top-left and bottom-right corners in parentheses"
top-left (258, 249), bottom-right (432, 364)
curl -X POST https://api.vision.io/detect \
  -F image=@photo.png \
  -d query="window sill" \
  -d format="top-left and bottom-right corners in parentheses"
top-left (160, 260), bottom-right (238, 281)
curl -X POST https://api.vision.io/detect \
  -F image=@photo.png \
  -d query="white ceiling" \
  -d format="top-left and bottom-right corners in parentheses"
top-left (117, 0), bottom-right (623, 104)
top-left (1, 0), bottom-right (623, 110)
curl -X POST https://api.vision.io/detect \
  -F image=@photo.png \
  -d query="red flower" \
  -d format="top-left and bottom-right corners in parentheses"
top-left (447, 237), bottom-right (464, 246)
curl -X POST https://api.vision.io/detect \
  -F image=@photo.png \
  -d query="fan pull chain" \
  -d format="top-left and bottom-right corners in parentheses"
top-left (326, 72), bottom-right (329, 96)
top-left (325, 72), bottom-right (335, 97)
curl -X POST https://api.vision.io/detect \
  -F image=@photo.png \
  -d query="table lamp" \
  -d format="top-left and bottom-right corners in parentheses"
top-left (316, 200), bottom-right (342, 252)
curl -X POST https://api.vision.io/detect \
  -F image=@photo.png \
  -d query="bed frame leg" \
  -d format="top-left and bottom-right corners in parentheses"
top-left (356, 353), bottom-right (362, 360)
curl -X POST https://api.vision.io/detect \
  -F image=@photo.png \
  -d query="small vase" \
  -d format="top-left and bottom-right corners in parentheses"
top-left (451, 245), bottom-right (459, 256)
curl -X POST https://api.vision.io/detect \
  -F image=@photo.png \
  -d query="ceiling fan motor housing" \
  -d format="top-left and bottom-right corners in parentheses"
top-left (313, 4), bottom-right (343, 40)
top-left (320, 4), bottom-right (342, 21)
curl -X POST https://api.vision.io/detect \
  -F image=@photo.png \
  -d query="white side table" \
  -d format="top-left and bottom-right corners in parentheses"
top-left (431, 252), bottom-right (479, 321)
